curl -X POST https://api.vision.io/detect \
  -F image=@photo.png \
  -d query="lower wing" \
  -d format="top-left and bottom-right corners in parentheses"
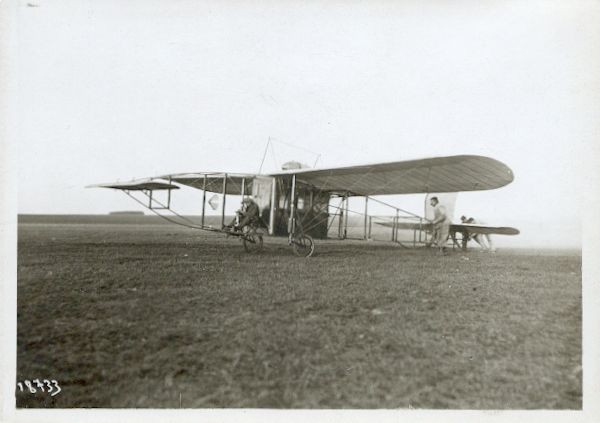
top-left (451, 224), bottom-right (520, 236)
top-left (376, 221), bottom-right (519, 236)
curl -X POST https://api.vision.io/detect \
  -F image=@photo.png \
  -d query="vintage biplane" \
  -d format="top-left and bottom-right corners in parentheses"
top-left (90, 154), bottom-right (517, 256)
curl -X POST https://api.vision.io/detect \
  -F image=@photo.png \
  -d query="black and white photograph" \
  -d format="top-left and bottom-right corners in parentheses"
top-left (1, 0), bottom-right (599, 421)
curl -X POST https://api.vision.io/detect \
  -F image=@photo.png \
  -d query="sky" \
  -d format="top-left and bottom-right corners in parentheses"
top-left (10, 0), bottom-right (600, 248)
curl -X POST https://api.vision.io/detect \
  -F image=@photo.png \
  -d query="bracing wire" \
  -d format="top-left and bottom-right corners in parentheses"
top-left (256, 137), bottom-right (322, 175)
top-left (269, 140), bottom-right (279, 170)
top-left (257, 137), bottom-right (271, 174)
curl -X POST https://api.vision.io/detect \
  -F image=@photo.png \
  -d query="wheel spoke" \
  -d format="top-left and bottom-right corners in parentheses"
top-left (293, 234), bottom-right (314, 257)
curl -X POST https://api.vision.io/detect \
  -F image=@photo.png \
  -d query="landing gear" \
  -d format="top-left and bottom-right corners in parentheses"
top-left (241, 226), bottom-right (264, 253)
top-left (291, 234), bottom-right (314, 257)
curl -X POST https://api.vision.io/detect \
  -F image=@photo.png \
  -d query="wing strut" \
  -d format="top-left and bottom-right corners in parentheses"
top-left (221, 174), bottom-right (228, 229)
top-left (201, 174), bottom-right (207, 227)
top-left (121, 189), bottom-right (221, 232)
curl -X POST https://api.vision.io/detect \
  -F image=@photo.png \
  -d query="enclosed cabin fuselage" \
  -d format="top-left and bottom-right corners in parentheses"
top-left (250, 174), bottom-right (330, 239)
top-left (251, 176), bottom-right (330, 239)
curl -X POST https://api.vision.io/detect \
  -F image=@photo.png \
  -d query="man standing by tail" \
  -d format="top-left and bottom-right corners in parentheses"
top-left (430, 196), bottom-right (450, 255)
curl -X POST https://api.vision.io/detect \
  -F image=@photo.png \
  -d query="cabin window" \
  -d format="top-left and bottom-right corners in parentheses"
top-left (297, 198), bottom-right (305, 210)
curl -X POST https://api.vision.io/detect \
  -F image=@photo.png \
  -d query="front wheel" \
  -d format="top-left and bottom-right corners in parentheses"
top-left (242, 229), bottom-right (263, 253)
top-left (292, 234), bottom-right (315, 257)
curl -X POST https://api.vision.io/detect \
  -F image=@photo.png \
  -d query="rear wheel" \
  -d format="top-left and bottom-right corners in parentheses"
top-left (292, 234), bottom-right (314, 257)
top-left (242, 229), bottom-right (263, 253)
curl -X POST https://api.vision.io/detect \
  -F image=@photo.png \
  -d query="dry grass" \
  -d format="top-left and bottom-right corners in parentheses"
top-left (16, 220), bottom-right (581, 408)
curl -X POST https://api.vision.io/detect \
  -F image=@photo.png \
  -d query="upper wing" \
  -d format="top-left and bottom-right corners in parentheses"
top-left (269, 155), bottom-right (513, 195)
top-left (160, 172), bottom-right (258, 195)
top-left (87, 179), bottom-right (179, 191)
top-left (89, 172), bottom-right (259, 195)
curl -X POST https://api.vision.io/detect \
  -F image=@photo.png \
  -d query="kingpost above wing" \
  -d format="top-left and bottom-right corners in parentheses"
top-left (269, 155), bottom-right (514, 195)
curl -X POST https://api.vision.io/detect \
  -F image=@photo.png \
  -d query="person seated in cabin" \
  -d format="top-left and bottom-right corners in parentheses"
top-left (228, 198), bottom-right (260, 232)
top-left (459, 215), bottom-right (496, 252)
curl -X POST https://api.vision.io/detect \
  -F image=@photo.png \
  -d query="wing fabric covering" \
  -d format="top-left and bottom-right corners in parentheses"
top-left (376, 221), bottom-right (520, 236)
top-left (91, 173), bottom-right (259, 195)
top-left (451, 224), bottom-right (520, 236)
top-left (88, 179), bottom-right (179, 191)
top-left (165, 173), bottom-right (255, 195)
top-left (270, 155), bottom-right (514, 196)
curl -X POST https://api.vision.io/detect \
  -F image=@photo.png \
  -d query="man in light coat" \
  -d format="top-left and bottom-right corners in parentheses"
top-left (429, 196), bottom-right (450, 255)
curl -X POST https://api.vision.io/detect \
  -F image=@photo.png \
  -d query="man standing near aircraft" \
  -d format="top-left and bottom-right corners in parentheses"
top-left (429, 196), bottom-right (450, 255)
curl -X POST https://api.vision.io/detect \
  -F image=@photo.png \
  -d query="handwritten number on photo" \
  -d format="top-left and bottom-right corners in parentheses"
top-left (51, 380), bottom-right (61, 396)
top-left (24, 380), bottom-right (36, 394)
top-left (16, 379), bottom-right (61, 396)
top-left (34, 379), bottom-right (45, 392)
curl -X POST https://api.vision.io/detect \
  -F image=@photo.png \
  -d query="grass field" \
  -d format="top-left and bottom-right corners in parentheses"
top-left (16, 218), bottom-right (582, 408)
